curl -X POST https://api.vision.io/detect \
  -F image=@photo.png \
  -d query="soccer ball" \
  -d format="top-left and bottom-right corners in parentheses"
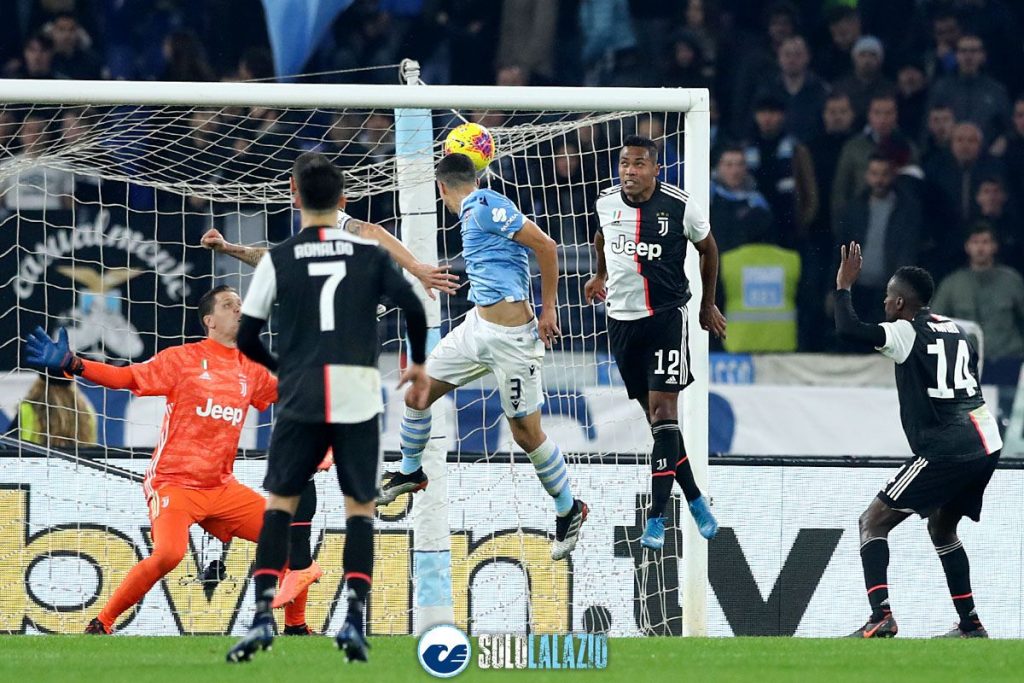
top-left (443, 122), bottom-right (495, 171)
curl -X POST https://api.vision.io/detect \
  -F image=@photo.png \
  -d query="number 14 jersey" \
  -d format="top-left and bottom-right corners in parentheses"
top-left (877, 310), bottom-right (1002, 461)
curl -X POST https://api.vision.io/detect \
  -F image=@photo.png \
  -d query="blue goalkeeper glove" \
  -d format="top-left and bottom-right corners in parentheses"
top-left (25, 327), bottom-right (83, 375)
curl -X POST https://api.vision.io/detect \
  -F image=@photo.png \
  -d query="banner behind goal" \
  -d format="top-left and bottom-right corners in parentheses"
top-left (0, 74), bottom-right (710, 637)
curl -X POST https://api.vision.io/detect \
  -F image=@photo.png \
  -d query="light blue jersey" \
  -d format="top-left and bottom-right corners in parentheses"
top-left (460, 188), bottom-right (531, 306)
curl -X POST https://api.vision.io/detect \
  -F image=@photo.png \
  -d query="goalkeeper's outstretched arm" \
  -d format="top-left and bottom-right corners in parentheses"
top-left (24, 327), bottom-right (139, 390)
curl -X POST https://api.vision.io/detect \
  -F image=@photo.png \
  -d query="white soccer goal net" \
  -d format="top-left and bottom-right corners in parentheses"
top-left (0, 72), bottom-right (710, 637)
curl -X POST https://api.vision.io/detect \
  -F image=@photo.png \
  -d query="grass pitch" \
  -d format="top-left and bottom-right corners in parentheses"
top-left (1, 635), bottom-right (1021, 683)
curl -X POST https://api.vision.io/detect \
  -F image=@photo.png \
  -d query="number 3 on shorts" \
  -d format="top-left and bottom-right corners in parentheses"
top-left (509, 378), bottom-right (523, 401)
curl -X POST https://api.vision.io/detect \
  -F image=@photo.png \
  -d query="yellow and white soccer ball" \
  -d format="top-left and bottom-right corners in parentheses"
top-left (443, 122), bottom-right (495, 171)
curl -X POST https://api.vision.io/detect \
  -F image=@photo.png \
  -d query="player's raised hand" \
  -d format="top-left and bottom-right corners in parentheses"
top-left (836, 241), bottom-right (863, 291)
top-left (201, 228), bottom-right (227, 252)
top-left (583, 275), bottom-right (607, 304)
top-left (538, 308), bottom-right (561, 348)
top-left (411, 262), bottom-right (460, 300)
top-left (699, 303), bottom-right (728, 340)
top-left (398, 363), bottom-right (431, 409)
top-left (25, 326), bottom-right (79, 373)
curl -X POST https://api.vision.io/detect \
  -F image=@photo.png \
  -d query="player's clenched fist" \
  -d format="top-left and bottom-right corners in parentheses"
top-left (201, 228), bottom-right (227, 251)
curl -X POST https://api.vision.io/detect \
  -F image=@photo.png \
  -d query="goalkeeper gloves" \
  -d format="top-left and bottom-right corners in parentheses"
top-left (25, 326), bottom-right (84, 375)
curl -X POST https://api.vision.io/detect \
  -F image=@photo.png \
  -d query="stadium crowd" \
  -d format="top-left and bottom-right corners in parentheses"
top-left (1, 0), bottom-right (1023, 377)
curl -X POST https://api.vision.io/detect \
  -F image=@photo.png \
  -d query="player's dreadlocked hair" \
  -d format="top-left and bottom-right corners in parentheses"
top-left (893, 266), bottom-right (935, 305)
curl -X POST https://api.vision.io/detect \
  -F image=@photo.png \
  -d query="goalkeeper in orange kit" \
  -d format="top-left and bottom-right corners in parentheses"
top-left (24, 286), bottom-right (322, 635)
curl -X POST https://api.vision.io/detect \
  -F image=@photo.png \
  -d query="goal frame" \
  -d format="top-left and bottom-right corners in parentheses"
top-left (0, 77), bottom-right (711, 637)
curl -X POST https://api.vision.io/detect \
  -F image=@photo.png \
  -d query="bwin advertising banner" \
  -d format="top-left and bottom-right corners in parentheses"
top-left (1, 457), bottom-right (1021, 638)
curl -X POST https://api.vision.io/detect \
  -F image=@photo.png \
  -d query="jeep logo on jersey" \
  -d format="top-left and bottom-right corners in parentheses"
top-left (195, 398), bottom-right (245, 426)
top-left (610, 234), bottom-right (663, 260)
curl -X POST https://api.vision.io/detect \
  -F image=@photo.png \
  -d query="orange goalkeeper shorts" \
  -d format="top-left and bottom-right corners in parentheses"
top-left (147, 479), bottom-right (265, 543)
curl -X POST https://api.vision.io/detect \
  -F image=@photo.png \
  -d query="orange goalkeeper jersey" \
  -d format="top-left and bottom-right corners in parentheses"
top-left (130, 338), bottom-right (277, 496)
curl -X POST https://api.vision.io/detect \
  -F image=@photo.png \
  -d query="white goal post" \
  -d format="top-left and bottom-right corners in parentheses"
top-left (0, 74), bottom-right (710, 637)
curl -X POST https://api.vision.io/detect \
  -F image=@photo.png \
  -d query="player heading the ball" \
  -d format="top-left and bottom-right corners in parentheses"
top-left (378, 151), bottom-right (589, 561)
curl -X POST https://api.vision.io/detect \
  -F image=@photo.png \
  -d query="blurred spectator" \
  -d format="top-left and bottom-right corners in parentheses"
top-left (927, 34), bottom-right (1009, 142)
top-left (931, 224), bottom-right (1024, 379)
top-left (800, 92), bottom-right (856, 350)
top-left (58, 106), bottom-right (103, 203)
top-left (4, 33), bottom-right (54, 79)
top-left (497, 0), bottom-right (557, 85)
top-left (833, 36), bottom-right (894, 120)
top-left (710, 145), bottom-right (775, 254)
top-left (719, 221), bottom-right (801, 353)
top-left (728, 1), bottom-right (799, 136)
top-left (832, 94), bottom-right (917, 223)
top-left (816, 6), bottom-right (860, 82)
top-left (836, 154), bottom-right (922, 323)
top-left (921, 103), bottom-right (956, 163)
top-left (579, 0), bottom-right (637, 86)
top-left (896, 62), bottom-right (928, 143)
top-left (971, 177), bottom-right (1022, 272)
top-left (496, 65), bottom-right (528, 87)
top-left (955, 0), bottom-right (1022, 96)
top-left (924, 8), bottom-right (962, 82)
top-left (323, 112), bottom-right (373, 169)
top-left (47, 12), bottom-right (103, 80)
top-left (997, 96), bottom-right (1024, 207)
top-left (540, 139), bottom-right (595, 245)
top-left (748, 94), bottom-right (818, 247)
top-left (332, 6), bottom-right (402, 84)
top-left (237, 47), bottom-right (275, 82)
top-left (806, 93), bottom-right (857, 235)
top-left (0, 110), bottom-right (18, 161)
top-left (757, 36), bottom-right (828, 142)
top-left (923, 122), bottom-right (1004, 225)
top-left (161, 30), bottom-right (215, 82)
top-left (627, 0), bottom-right (677, 81)
top-left (664, 30), bottom-right (712, 91)
top-left (15, 375), bottom-right (97, 450)
top-left (0, 114), bottom-right (73, 211)
top-left (683, 0), bottom-right (721, 86)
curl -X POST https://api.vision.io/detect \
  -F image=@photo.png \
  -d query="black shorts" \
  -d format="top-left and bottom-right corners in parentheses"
top-left (877, 451), bottom-right (1000, 521)
top-left (264, 417), bottom-right (382, 503)
top-left (608, 306), bottom-right (693, 400)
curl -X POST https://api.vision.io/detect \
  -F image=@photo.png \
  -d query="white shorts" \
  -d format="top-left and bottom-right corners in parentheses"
top-left (427, 308), bottom-right (546, 418)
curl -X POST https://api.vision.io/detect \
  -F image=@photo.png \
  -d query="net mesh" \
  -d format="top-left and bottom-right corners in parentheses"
top-left (0, 94), bottom-right (692, 636)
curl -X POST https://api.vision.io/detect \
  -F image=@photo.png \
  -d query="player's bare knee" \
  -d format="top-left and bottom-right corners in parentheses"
top-left (345, 497), bottom-right (374, 519)
top-left (927, 516), bottom-right (958, 548)
top-left (508, 416), bottom-right (545, 453)
top-left (859, 505), bottom-right (888, 540)
top-left (648, 397), bottom-right (677, 423)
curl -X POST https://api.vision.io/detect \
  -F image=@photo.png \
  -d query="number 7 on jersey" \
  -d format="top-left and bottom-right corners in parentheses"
top-left (308, 260), bottom-right (348, 332)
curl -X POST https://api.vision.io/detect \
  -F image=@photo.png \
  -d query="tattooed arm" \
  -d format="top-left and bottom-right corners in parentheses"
top-left (345, 218), bottom-right (459, 300)
top-left (200, 229), bottom-right (266, 268)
